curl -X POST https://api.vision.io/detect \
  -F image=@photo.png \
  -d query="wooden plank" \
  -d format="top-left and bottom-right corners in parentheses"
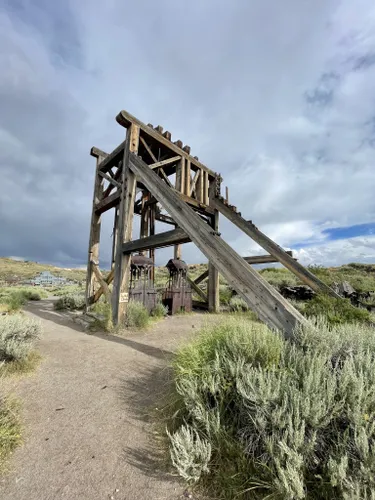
top-left (85, 153), bottom-right (105, 309)
top-left (155, 213), bottom-right (176, 225)
top-left (149, 156), bottom-right (181, 169)
top-left (158, 168), bottom-right (173, 187)
top-left (208, 207), bottom-right (220, 312)
top-left (243, 252), bottom-right (294, 265)
top-left (91, 261), bottom-right (112, 304)
top-left (211, 197), bottom-right (340, 297)
top-left (95, 191), bottom-right (120, 214)
top-left (203, 170), bottom-right (209, 205)
top-left (225, 186), bottom-right (229, 203)
top-left (111, 207), bottom-right (119, 267)
top-left (149, 204), bottom-right (155, 282)
top-left (190, 170), bottom-right (200, 197)
top-left (139, 136), bottom-right (157, 162)
top-left (185, 160), bottom-right (191, 196)
top-left (140, 192), bottom-right (150, 255)
top-left (102, 162), bottom-right (122, 198)
top-left (128, 153), bottom-right (308, 336)
top-left (97, 140), bottom-right (126, 173)
top-left (98, 171), bottom-right (121, 189)
top-left (194, 269), bottom-right (209, 285)
top-left (116, 110), bottom-right (216, 178)
top-left (90, 147), bottom-right (109, 159)
top-left (187, 276), bottom-right (208, 302)
top-left (123, 228), bottom-right (190, 253)
top-left (111, 124), bottom-right (140, 325)
top-left (91, 269), bottom-right (114, 304)
top-left (175, 157), bottom-right (185, 194)
top-left (196, 168), bottom-right (204, 202)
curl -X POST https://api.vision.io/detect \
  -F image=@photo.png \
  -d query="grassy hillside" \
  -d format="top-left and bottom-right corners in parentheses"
top-left (0, 257), bottom-right (87, 282)
top-left (1, 257), bottom-right (374, 294)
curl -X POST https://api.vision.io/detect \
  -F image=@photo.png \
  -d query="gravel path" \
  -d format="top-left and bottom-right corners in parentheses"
top-left (1, 300), bottom-right (207, 500)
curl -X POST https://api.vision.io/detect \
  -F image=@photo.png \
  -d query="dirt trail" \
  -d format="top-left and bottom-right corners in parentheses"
top-left (0, 300), bottom-right (207, 500)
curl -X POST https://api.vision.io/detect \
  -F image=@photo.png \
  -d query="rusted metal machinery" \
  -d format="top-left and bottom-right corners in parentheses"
top-left (129, 255), bottom-right (157, 312)
top-left (162, 259), bottom-right (192, 315)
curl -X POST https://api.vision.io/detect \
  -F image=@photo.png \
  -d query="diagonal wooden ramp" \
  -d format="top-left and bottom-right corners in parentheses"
top-left (129, 153), bottom-right (308, 337)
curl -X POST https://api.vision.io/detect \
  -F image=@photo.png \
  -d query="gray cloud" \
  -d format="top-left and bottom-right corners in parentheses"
top-left (0, 0), bottom-right (375, 269)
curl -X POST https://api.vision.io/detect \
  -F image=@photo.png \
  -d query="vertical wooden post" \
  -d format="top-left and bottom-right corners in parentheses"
top-left (149, 204), bottom-right (155, 281)
top-left (174, 158), bottom-right (185, 259)
top-left (203, 171), bottom-right (209, 205)
top-left (140, 191), bottom-right (150, 255)
top-left (85, 154), bottom-right (105, 310)
top-left (112, 124), bottom-right (140, 325)
top-left (111, 206), bottom-right (119, 269)
top-left (208, 180), bottom-right (220, 312)
top-left (185, 160), bottom-right (191, 196)
top-left (196, 168), bottom-right (204, 202)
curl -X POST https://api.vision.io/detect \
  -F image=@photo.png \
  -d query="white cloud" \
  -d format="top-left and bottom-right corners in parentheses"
top-left (0, 0), bottom-right (374, 268)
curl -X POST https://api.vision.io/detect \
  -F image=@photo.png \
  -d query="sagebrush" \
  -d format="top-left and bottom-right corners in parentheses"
top-left (165, 317), bottom-right (375, 499)
top-left (124, 300), bottom-right (150, 328)
top-left (0, 314), bottom-right (42, 362)
top-left (0, 396), bottom-right (22, 472)
top-left (54, 294), bottom-right (85, 311)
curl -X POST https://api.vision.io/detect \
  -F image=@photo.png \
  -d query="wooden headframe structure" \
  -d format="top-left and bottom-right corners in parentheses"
top-left (86, 110), bottom-right (339, 336)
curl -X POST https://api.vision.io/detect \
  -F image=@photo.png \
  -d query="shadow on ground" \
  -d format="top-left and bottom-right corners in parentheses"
top-left (120, 362), bottom-right (178, 482)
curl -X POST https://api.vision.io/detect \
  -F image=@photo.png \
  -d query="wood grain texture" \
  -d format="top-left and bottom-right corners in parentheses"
top-left (85, 154), bottom-right (105, 309)
top-left (211, 197), bottom-right (339, 297)
top-left (122, 228), bottom-right (190, 253)
top-left (128, 153), bottom-right (308, 336)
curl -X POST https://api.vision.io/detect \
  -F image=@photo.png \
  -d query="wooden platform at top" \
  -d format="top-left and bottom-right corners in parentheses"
top-left (93, 110), bottom-right (218, 180)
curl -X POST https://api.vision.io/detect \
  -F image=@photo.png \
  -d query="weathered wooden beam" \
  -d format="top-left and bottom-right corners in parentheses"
top-left (128, 153), bottom-right (308, 336)
top-left (155, 213), bottom-right (176, 225)
top-left (211, 196), bottom-right (339, 298)
top-left (122, 228), bottom-right (190, 254)
top-left (85, 153), bottom-right (105, 310)
top-left (97, 140), bottom-right (126, 173)
top-left (90, 147), bottom-right (109, 159)
top-left (157, 168), bottom-right (173, 187)
top-left (244, 252), bottom-right (294, 265)
top-left (139, 136), bottom-right (158, 163)
top-left (102, 162), bottom-right (122, 198)
top-left (190, 170), bottom-right (200, 197)
top-left (95, 191), bottom-right (120, 214)
top-left (98, 171), bottom-right (121, 189)
top-left (194, 269), bottom-right (209, 285)
top-left (185, 160), bottom-right (191, 196)
top-left (91, 261), bottom-right (112, 304)
top-left (112, 124), bottom-right (139, 325)
top-left (149, 156), bottom-right (181, 169)
top-left (116, 110), bottom-right (217, 178)
top-left (187, 276), bottom-right (208, 302)
top-left (208, 205), bottom-right (220, 312)
top-left (91, 269), bottom-right (114, 304)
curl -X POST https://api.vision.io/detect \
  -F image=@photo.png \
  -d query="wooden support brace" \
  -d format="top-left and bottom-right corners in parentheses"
top-left (211, 196), bottom-right (340, 298)
top-left (122, 228), bottom-right (190, 253)
top-left (194, 269), bottom-right (209, 285)
top-left (98, 171), bottom-right (121, 189)
top-left (139, 136), bottom-right (158, 163)
top-left (128, 154), bottom-right (308, 336)
top-left (149, 156), bottom-right (181, 169)
top-left (187, 276), bottom-right (208, 302)
top-left (91, 261), bottom-right (112, 304)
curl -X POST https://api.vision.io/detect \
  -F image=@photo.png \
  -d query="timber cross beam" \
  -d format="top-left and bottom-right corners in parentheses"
top-left (86, 108), bottom-right (338, 335)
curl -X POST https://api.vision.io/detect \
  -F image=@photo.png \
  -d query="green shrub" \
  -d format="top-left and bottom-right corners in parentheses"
top-left (228, 295), bottom-right (249, 312)
top-left (0, 315), bottom-right (42, 362)
top-left (304, 294), bottom-right (370, 325)
top-left (54, 294), bottom-right (85, 311)
top-left (124, 301), bottom-right (150, 328)
top-left (0, 397), bottom-right (22, 472)
top-left (164, 318), bottom-right (375, 499)
top-left (219, 285), bottom-right (232, 305)
top-left (151, 302), bottom-right (168, 318)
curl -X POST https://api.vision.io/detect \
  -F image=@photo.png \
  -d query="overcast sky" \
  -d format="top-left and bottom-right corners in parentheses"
top-left (1, 0), bottom-right (375, 269)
